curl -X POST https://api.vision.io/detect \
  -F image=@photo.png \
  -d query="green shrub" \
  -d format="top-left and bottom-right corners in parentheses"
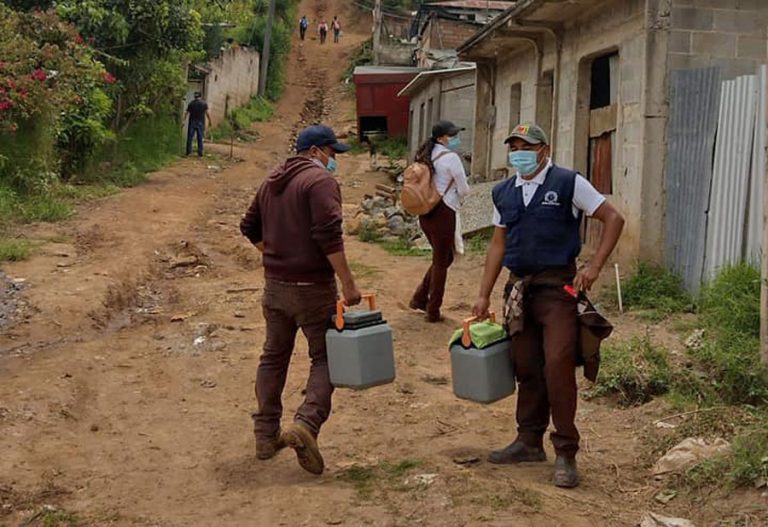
top-left (691, 263), bottom-right (768, 406)
top-left (622, 262), bottom-right (692, 320)
top-left (212, 96), bottom-right (273, 140)
top-left (378, 136), bottom-right (409, 160)
top-left (700, 263), bottom-right (760, 339)
top-left (82, 115), bottom-right (180, 187)
top-left (342, 38), bottom-right (373, 82)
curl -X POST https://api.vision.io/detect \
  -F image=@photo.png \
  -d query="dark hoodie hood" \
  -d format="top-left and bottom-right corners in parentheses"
top-left (266, 156), bottom-right (324, 195)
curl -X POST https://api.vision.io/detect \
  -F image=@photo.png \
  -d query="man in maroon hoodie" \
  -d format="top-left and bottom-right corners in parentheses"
top-left (240, 124), bottom-right (361, 475)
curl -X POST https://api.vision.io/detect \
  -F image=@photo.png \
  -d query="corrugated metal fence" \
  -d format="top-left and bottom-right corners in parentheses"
top-left (666, 65), bottom-right (768, 291)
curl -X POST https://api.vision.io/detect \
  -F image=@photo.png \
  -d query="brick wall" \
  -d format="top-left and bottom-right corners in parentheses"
top-left (669, 0), bottom-right (768, 78)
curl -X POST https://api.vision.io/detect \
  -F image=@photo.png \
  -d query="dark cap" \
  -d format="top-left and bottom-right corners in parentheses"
top-left (432, 120), bottom-right (465, 139)
top-left (504, 122), bottom-right (549, 145)
top-left (295, 124), bottom-right (351, 153)
top-left (194, 91), bottom-right (202, 98)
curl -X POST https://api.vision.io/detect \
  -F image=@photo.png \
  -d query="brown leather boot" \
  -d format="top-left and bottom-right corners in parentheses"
top-left (255, 433), bottom-right (286, 460)
top-left (488, 441), bottom-right (547, 464)
top-left (282, 421), bottom-right (324, 475)
top-left (552, 456), bottom-right (580, 488)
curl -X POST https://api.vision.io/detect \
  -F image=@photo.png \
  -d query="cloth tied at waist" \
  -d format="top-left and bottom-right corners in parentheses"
top-left (503, 264), bottom-right (613, 382)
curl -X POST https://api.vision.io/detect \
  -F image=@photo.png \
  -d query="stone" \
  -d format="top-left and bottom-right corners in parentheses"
top-left (345, 216), bottom-right (363, 236)
top-left (387, 215), bottom-right (407, 235)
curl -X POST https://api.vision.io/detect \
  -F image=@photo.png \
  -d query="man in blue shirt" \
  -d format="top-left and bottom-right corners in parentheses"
top-left (183, 92), bottom-right (212, 158)
top-left (472, 122), bottom-right (624, 488)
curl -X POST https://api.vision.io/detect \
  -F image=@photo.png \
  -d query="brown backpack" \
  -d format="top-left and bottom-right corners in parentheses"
top-left (401, 151), bottom-right (455, 216)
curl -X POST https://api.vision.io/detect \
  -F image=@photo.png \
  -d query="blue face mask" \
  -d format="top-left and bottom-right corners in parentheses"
top-left (326, 156), bottom-right (337, 173)
top-left (508, 150), bottom-right (540, 176)
top-left (447, 136), bottom-right (461, 150)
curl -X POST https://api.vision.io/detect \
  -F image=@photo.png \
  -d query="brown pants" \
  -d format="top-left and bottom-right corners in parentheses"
top-left (511, 286), bottom-right (580, 457)
top-left (411, 201), bottom-right (456, 317)
top-left (253, 279), bottom-right (337, 440)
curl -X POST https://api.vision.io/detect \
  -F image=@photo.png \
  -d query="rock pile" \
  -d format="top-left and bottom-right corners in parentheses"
top-left (345, 196), bottom-right (420, 241)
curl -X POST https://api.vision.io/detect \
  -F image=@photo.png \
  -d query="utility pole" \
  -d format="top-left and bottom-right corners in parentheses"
top-left (373, 0), bottom-right (382, 65)
top-left (762, 70), bottom-right (768, 366)
top-left (258, 0), bottom-right (277, 98)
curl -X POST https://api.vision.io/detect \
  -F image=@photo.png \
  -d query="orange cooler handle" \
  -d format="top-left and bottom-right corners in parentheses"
top-left (335, 293), bottom-right (377, 331)
top-left (461, 312), bottom-right (496, 348)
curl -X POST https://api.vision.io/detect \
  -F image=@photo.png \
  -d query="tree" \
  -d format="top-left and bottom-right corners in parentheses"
top-left (56, 0), bottom-right (204, 130)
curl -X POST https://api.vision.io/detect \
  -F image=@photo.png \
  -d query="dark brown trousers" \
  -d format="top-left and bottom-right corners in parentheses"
top-left (511, 286), bottom-right (580, 457)
top-left (253, 280), bottom-right (337, 440)
top-left (411, 201), bottom-right (456, 318)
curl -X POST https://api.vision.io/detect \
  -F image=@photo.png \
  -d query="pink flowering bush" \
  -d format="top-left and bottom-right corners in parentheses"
top-left (0, 5), bottom-right (114, 184)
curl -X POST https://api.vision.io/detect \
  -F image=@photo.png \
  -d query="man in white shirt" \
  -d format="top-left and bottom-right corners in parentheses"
top-left (472, 122), bottom-right (624, 488)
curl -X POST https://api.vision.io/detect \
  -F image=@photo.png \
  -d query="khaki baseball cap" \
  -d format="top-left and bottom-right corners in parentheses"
top-left (504, 122), bottom-right (549, 145)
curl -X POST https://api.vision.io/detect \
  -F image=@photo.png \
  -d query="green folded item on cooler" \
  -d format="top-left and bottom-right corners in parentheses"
top-left (449, 321), bottom-right (508, 349)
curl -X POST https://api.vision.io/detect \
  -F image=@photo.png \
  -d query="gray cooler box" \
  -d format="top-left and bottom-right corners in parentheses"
top-left (325, 295), bottom-right (395, 389)
top-left (449, 315), bottom-right (515, 404)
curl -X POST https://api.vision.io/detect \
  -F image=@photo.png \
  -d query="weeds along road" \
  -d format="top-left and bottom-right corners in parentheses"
top-left (0, 1), bottom-right (764, 526)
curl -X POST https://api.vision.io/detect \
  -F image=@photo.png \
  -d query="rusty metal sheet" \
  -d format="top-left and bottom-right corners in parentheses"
top-left (665, 67), bottom-right (721, 292)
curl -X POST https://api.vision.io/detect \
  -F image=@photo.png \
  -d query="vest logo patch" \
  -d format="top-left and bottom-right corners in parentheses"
top-left (543, 191), bottom-right (560, 206)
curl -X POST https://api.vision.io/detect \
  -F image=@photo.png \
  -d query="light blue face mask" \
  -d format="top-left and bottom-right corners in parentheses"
top-left (508, 150), bottom-right (539, 176)
top-left (447, 136), bottom-right (461, 150)
top-left (326, 156), bottom-right (337, 173)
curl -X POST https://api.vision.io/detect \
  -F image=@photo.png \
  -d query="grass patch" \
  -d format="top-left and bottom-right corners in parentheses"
top-left (679, 415), bottom-right (768, 490)
top-left (466, 228), bottom-right (492, 255)
top-left (468, 487), bottom-right (543, 512)
top-left (337, 459), bottom-right (422, 500)
top-left (695, 263), bottom-right (768, 406)
top-left (621, 261), bottom-right (692, 321)
top-left (586, 336), bottom-right (675, 406)
top-left (210, 96), bottom-right (273, 142)
top-left (35, 509), bottom-right (80, 527)
top-left (0, 238), bottom-right (34, 262)
top-left (586, 335), bottom-right (709, 407)
top-left (380, 239), bottom-right (431, 257)
top-left (349, 261), bottom-right (381, 280)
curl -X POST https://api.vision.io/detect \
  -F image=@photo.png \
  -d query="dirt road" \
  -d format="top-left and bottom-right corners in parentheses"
top-left (1, 1), bottom-right (764, 526)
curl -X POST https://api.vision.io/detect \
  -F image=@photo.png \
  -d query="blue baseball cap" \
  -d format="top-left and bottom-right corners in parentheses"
top-left (296, 125), bottom-right (351, 153)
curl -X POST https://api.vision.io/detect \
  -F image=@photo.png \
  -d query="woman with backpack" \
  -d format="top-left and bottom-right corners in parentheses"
top-left (318, 20), bottom-right (329, 44)
top-left (408, 120), bottom-right (470, 323)
top-left (332, 16), bottom-right (342, 43)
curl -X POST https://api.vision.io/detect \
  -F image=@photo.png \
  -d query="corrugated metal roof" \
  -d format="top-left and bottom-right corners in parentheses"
top-left (665, 67), bottom-right (721, 292)
top-left (353, 66), bottom-right (421, 75)
top-left (397, 64), bottom-right (476, 97)
top-left (704, 73), bottom-right (759, 279)
top-left (430, 0), bottom-right (514, 10)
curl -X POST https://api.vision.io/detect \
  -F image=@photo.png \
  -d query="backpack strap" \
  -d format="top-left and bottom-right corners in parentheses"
top-left (431, 150), bottom-right (461, 196)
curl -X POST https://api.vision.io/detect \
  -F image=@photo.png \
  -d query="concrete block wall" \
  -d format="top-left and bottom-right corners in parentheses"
top-left (203, 46), bottom-right (260, 128)
top-left (485, 0), bottom-right (647, 260)
top-left (428, 18), bottom-right (479, 51)
top-left (407, 71), bottom-right (476, 167)
top-left (669, 0), bottom-right (768, 79)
